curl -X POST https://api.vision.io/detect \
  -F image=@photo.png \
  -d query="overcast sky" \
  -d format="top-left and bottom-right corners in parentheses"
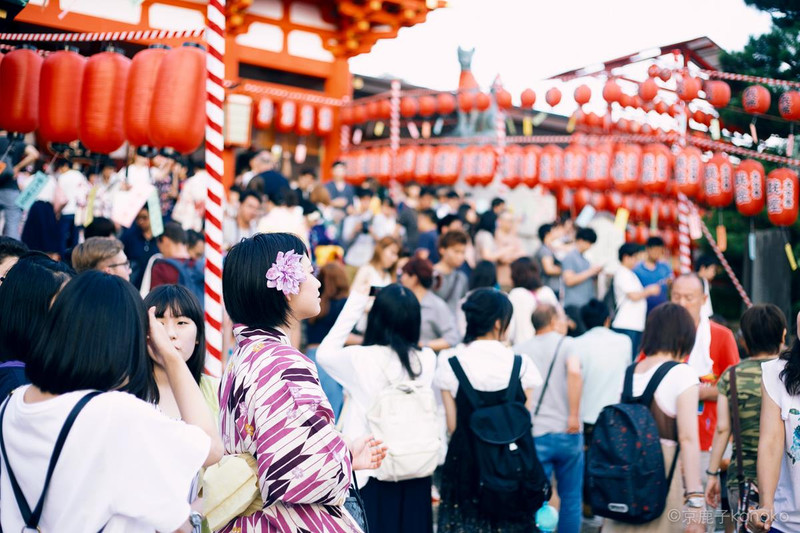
top-left (349, 0), bottom-right (773, 112)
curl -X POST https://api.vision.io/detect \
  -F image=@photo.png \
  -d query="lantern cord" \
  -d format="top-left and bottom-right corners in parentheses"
top-left (700, 69), bottom-right (800, 90)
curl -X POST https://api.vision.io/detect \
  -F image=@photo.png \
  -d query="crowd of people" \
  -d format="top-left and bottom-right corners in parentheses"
top-left (0, 133), bottom-right (798, 533)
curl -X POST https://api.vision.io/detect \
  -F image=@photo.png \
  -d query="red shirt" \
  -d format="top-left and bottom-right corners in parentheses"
top-left (696, 321), bottom-right (740, 451)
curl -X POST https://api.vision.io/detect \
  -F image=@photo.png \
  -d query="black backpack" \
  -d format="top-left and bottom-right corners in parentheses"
top-left (586, 361), bottom-right (681, 524)
top-left (448, 355), bottom-right (550, 521)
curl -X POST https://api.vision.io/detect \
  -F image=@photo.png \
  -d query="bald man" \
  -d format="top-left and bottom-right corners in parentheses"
top-left (671, 274), bottom-right (739, 482)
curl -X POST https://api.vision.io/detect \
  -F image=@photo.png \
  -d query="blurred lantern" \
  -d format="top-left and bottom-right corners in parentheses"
top-left (345, 150), bottom-right (367, 186)
top-left (574, 84), bottom-right (591, 106)
top-left (556, 187), bottom-right (574, 212)
top-left (432, 145), bottom-right (461, 186)
top-left (80, 48), bottom-right (130, 154)
top-left (603, 79), bottom-right (621, 103)
top-left (734, 159), bottom-right (766, 217)
top-left (705, 81), bottom-right (731, 108)
top-left (396, 146), bottom-right (417, 183)
top-left (414, 145), bottom-right (434, 185)
top-left (476, 146), bottom-right (496, 186)
top-left (520, 88), bottom-right (536, 108)
top-left (0, 46), bottom-right (43, 134)
top-left (742, 85), bottom-right (771, 114)
top-left (254, 98), bottom-right (275, 129)
top-left (352, 104), bottom-right (367, 123)
top-left (458, 91), bottom-right (475, 112)
top-left (590, 191), bottom-right (607, 212)
top-left (340, 106), bottom-right (354, 125)
top-left (436, 92), bottom-right (456, 114)
top-left (647, 64), bottom-right (660, 78)
top-left (316, 105), bottom-right (334, 136)
top-left (418, 95), bottom-right (436, 117)
top-left (585, 144), bottom-right (612, 191)
top-left (475, 92), bottom-right (491, 111)
top-left (628, 121), bottom-right (642, 134)
top-left (638, 78), bottom-right (658, 102)
top-left (545, 87), bottom-right (561, 107)
top-left (640, 143), bottom-right (672, 195)
top-left (766, 168), bottom-right (799, 226)
top-left (150, 44), bottom-right (205, 154)
top-left (677, 76), bottom-right (700, 102)
top-left (500, 145), bottom-right (522, 188)
top-left (661, 227), bottom-right (678, 251)
top-left (619, 93), bottom-right (633, 108)
top-left (655, 101), bottom-right (668, 114)
top-left (377, 99), bottom-right (392, 119)
top-left (634, 224), bottom-right (650, 245)
top-left (606, 190), bottom-right (623, 212)
top-left (40, 47), bottom-right (86, 144)
top-left (778, 92), bottom-right (800, 121)
top-left (573, 187), bottom-right (592, 212)
top-left (616, 118), bottom-right (630, 132)
top-left (562, 144), bottom-right (587, 189)
top-left (496, 89), bottom-right (512, 110)
top-left (674, 146), bottom-right (704, 198)
top-left (375, 147), bottom-right (393, 186)
top-left (275, 100), bottom-right (297, 133)
top-left (296, 103), bottom-right (314, 136)
top-left (658, 69), bottom-right (671, 82)
top-left (585, 112), bottom-right (602, 129)
top-left (610, 144), bottom-right (641, 194)
top-left (539, 144), bottom-right (563, 190)
top-left (125, 45), bottom-right (169, 147)
top-left (400, 97), bottom-right (418, 117)
top-left (521, 145), bottom-right (541, 188)
top-left (703, 153), bottom-right (735, 208)
top-left (366, 100), bottom-right (379, 120)
top-left (632, 195), bottom-right (652, 223)
top-left (462, 145), bottom-right (480, 186)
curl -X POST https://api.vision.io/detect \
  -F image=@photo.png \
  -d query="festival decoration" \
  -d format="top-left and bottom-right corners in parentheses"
top-left (705, 80), bottom-right (731, 108)
top-left (703, 153), bottom-right (735, 208)
top-left (734, 160), bottom-right (766, 217)
top-left (539, 144), bottom-right (563, 189)
top-left (766, 168), bottom-right (799, 226)
top-left (475, 92), bottom-right (491, 111)
top-left (316, 105), bottom-right (334, 136)
top-left (296, 103), bottom-right (315, 136)
top-left (610, 144), bottom-right (641, 194)
top-left (520, 88), bottom-right (536, 108)
top-left (80, 48), bottom-right (130, 154)
top-left (0, 46), bottom-right (42, 134)
top-left (545, 87), bottom-right (561, 107)
top-left (674, 146), bottom-right (704, 198)
top-left (436, 92), bottom-right (456, 114)
top-left (400, 96), bottom-right (418, 117)
top-left (39, 47), bottom-right (85, 143)
top-left (432, 145), bottom-right (461, 185)
top-left (742, 85), bottom-right (771, 114)
top-left (602, 80), bottom-right (621, 103)
top-left (677, 75), bottom-right (701, 101)
top-left (638, 78), bottom-right (658, 102)
top-left (458, 91), bottom-right (475, 112)
top-left (640, 143), bottom-right (671, 194)
top-left (562, 144), bottom-right (587, 188)
top-left (414, 145), bottom-right (434, 185)
top-left (521, 144), bottom-right (541, 188)
top-left (496, 88), bottom-right (512, 110)
top-left (574, 84), bottom-right (591, 106)
top-left (778, 91), bottom-right (800, 121)
top-left (585, 144), bottom-right (611, 191)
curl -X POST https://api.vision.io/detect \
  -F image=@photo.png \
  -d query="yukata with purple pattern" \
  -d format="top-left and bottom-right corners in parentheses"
top-left (218, 325), bottom-right (362, 533)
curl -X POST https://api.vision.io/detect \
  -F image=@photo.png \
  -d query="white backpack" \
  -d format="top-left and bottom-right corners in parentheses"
top-left (367, 374), bottom-right (441, 482)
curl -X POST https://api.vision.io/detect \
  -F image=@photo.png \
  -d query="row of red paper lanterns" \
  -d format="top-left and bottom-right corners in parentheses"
top-left (252, 97), bottom-right (335, 136)
top-left (342, 144), bottom-right (799, 227)
top-left (0, 44), bottom-right (206, 155)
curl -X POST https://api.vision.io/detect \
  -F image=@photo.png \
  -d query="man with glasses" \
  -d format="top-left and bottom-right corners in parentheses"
top-left (72, 237), bottom-right (131, 281)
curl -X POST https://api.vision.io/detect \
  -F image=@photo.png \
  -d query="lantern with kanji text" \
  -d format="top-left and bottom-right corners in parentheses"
top-left (396, 146), bottom-right (417, 184)
top-left (521, 145), bottom-right (541, 188)
top-left (585, 144), bottom-right (612, 191)
top-left (703, 153), bottom-right (734, 208)
top-left (432, 146), bottom-right (461, 186)
top-left (375, 147), bottom-right (393, 185)
top-left (743, 85), bottom-right (771, 115)
top-left (296, 103), bottom-right (315, 136)
top-left (316, 105), bottom-right (334, 136)
top-left (500, 145), bottom-right (523, 189)
top-left (275, 99), bottom-right (297, 133)
top-left (254, 98), bottom-right (275, 129)
top-left (610, 144), bottom-right (641, 194)
top-left (734, 159), bottom-right (765, 217)
top-left (475, 146), bottom-right (496, 186)
top-left (562, 144), bottom-right (587, 189)
top-left (414, 145), bottom-right (434, 185)
top-left (766, 168), bottom-right (799, 226)
top-left (539, 144), bottom-right (563, 190)
top-left (640, 143), bottom-right (672, 195)
top-left (779, 92), bottom-right (800, 121)
top-left (674, 146), bottom-right (704, 198)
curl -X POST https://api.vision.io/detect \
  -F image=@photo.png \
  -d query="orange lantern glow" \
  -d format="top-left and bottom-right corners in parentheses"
top-left (414, 145), bottom-right (434, 185)
top-left (545, 87), bottom-right (561, 107)
top-left (677, 76), bottom-right (701, 102)
top-left (778, 92), bottom-right (800, 121)
top-left (475, 92), bottom-right (491, 112)
top-left (585, 144), bottom-right (612, 191)
top-left (521, 145), bottom-right (541, 188)
top-left (400, 97), bottom-right (418, 118)
top-left (640, 143), bottom-right (672, 195)
top-left (602, 80), bottom-right (621, 103)
top-left (39, 47), bottom-right (85, 143)
top-left (316, 105), bottom-right (334, 136)
top-left (496, 89), bottom-right (512, 110)
top-left (638, 78), bottom-right (658, 102)
top-left (432, 145), bottom-right (461, 186)
top-left (734, 159), bottom-right (766, 217)
top-left (254, 98), bottom-right (275, 129)
top-left (275, 100), bottom-right (297, 133)
top-left (742, 85), bottom-right (771, 114)
top-left (500, 145), bottom-right (522, 188)
top-left (520, 88), bottom-right (536, 108)
top-left (80, 49), bottom-right (130, 154)
top-left (0, 46), bottom-right (43, 134)
top-left (562, 144), bottom-right (587, 189)
top-left (574, 84), bottom-right (591, 106)
top-left (610, 144), bottom-right (641, 194)
top-left (396, 146), bottom-right (417, 184)
top-left (436, 93), bottom-right (456, 115)
top-left (705, 81), bottom-right (731, 108)
top-left (674, 146), bottom-right (704, 198)
top-left (703, 153), bottom-right (735, 208)
top-left (766, 168), bottom-right (799, 226)
top-left (418, 95), bottom-right (436, 117)
top-left (458, 91), bottom-right (475, 112)
top-left (539, 144), bottom-right (563, 190)
top-left (296, 103), bottom-right (315, 136)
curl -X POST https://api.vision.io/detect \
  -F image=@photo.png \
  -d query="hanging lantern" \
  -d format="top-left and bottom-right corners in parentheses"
top-left (779, 92), bottom-right (800, 121)
top-left (742, 85), bottom-right (771, 115)
top-left (364, 149), bottom-right (379, 179)
top-left (462, 145), bottom-right (480, 186)
top-left (655, 101), bottom-right (668, 114)
top-left (584, 112), bottom-right (602, 129)
top-left (767, 168), bottom-right (799, 226)
top-left (414, 145), bottom-right (434, 185)
top-left (640, 143), bottom-right (672, 195)
top-left (539, 144), bottom-right (563, 190)
top-left (80, 48), bottom-right (130, 154)
top-left (556, 187), bottom-right (574, 212)
top-left (436, 93), bottom-right (456, 115)
top-left (574, 84), bottom-right (591, 106)
top-left (585, 144), bottom-right (612, 191)
top-left (573, 187), bottom-right (592, 213)
top-left (590, 191), bottom-right (607, 212)
top-left (432, 145), bottom-right (461, 186)
top-left (632, 195), bottom-right (652, 223)
top-left (545, 87), bottom-right (561, 107)
top-left (734, 159), bottom-right (766, 217)
top-left (475, 92), bottom-right (491, 112)
top-left (661, 227), bottom-right (678, 252)
top-left (396, 146), bottom-right (417, 183)
top-left (0, 46), bottom-right (43, 134)
top-left (610, 144), bottom-right (641, 194)
top-left (476, 146), bottom-right (496, 186)
top-left (340, 106), bottom-right (354, 125)
top-left (39, 47), bottom-right (86, 143)
top-left (375, 147), bottom-right (393, 186)
top-left (703, 153), bottom-right (735, 208)
top-left (150, 44), bottom-right (205, 154)
top-left (400, 97), bottom-right (418, 118)
top-left (496, 89), bottom-right (512, 110)
top-left (638, 78), bottom-right (658, 102)
top-left (647, 64), bottom-right (660, 78)
top-left (674, 146), bottom-right (704, 198)
top-left (521, 145), bottom-right (541, 188)
top-left (316, 105), bottom-right (334, 136)
top-left (602, 80), bottom-right (621, 103)
top-left (364, 101), bottom-right (379, 120)
top-left (296, 103), bottom-right (315, 136)
top-left (634, 224), bottom-right (650, 245)
top-left (377, 99), bottom-right (392, 119)
top-left (562, 144), bottom-right (587, 189)
top-left (500, 145), bottom-right (522, 188)
top-left (619, 93), bottom-right (633, 108)
top-left (458, 91), bottom-right (475, 112)
top-left (705, 81), bottom-right (731, 108)
top-left (658, 69), bottom-right (671, 82)
top-left (677, 76), bottom-right (701, 101)
top-left (352, 104), bottom-right (368, 123)
top-left (418, 95), bottom-right (436, 117)
top-left (125, 46), bottom-right (169, 146)
top-left (520, 88), bottom-right (536, 108)
top-left (254, 98), bottom-right (275, 129)
top-left (606, 190), bottom-right (623, 213)
top-left (275, 100), bottom-right (297, 133)
top-left (345, 150), bottom-right (367, 186)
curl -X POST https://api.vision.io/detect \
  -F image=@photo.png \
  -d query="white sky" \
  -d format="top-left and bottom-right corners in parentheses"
top-left (349, 0), bottom-right (773, 114)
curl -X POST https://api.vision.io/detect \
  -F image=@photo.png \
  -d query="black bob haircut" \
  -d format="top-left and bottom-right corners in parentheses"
top-left (580, 298), bottom-right (610, 330)
top-left (462, 288), bottom-right (513, 344)
top-left (740, 304), bottom-right (787, 358)
top-left (618, 242), bottom-right (644, 262)
top-left (26, 271), bottom-right (156, 401)
top-left (469, 260), bottom-right (497, 291)
top-left (363, 284), bottom-right (422, 379)
top-left (640, 302), bottom-right (696, 358)
top-left (143, 285), bottom-right (205, 385)
top-left (0, 252), bottom-right (74, 363)
top-left (223, 232), bottom-right (308, 331)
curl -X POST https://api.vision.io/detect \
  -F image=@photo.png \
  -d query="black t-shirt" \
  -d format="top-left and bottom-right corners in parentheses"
top-left (0, 136), bottom-right (27, 190)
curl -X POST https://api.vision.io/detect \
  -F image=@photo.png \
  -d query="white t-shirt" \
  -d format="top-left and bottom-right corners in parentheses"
top-left (574, 327), bottom-right (632, 425)
top-left (761, 358), bottom-right (800, 532)
top-left (628, 361), bottom-right (699, 418)
top-left (611, 266), bottom-right (648, 332)
top-left (57, 169), bottom-right (90, 216)
top-left (701, 278), bottom-right (714, 318)
top-left (0, 388), bottom-right (210, 532)
top-left (507, 286), bottom-right (560, 346)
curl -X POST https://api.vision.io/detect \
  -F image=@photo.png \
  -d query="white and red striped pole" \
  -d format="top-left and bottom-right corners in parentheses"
top-left (492, 76), bottom-right (506, 185)
top-left (389, 80), bottom-right (401, 179)
top-left (203, 0), bottom-right (225, 377)
top-left (676, 193), bottom-right (693, 274)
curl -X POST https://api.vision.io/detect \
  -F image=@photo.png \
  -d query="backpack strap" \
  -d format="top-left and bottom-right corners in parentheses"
top-left (448, 356), bottom-right (484, 409)
top-left (638, 361), bottom-right (680, 407)
top-left (0, 390), bottom-right (102, 529)
top-left (621, 363), bottom-right (637, 403)
top-left (728, 366), bottom-right (745, 485)
top-left (504, 355), bottom-right (523, 403)
top-left (534, 337), bottom-right (566, 417)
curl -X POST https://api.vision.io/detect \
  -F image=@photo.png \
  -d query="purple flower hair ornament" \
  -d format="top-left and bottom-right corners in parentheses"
top-left (265, 250), bottom-right (307, 296)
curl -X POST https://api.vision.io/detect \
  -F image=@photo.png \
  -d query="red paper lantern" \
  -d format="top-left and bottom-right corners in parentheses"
top-left (500, 145), bottom-right (522, 188)
top-left (655, 101), bottom-right (668, 114)
top-left (734, 159), bottom-right (766, 217)
top-left (39, 47), bottom-right (85, 143)
top-left (274, 100), bottom-right (297, 133)
top-left (436, 93), bottom-right (456, 115)
top-left (562, 144), bottom-right (587, 189)
top-left (352, 104), bottom-right (367, 123)
top-left (432, 145), bottom-right (461, 186)
top-left (396, 146), bottom-right (417, 184)
top-left (767, 168), bottom-right (799, 226)
top-left (658, 69), bottom-right (671, 82)
top-left (603, 80), bottom-right (621, 103)
top-left (703, 153), bottom-right (735, 208)
top-left (377, 99), bottom-right (392, 119)
top-left (634, 224), bottom-right (650, 245)
top-left (674, 146), bottom-right (704, 198)
top-left (641, 143), bottom-right (672, 194)
top-left (590, 191), bottom-right (608, 212)
top-left (616, 118), bottom-right (629, 132)
top-left (340, 106), bottom-right (354, 125)
top-left (638, 78), bottom-right (658, 102)
top-left (0, 46), bottom-right (43, 134)
top-left (418, 95), bottom-right (436, 117)
top-left (345, 150), bottom-right (367, 186)
top-left (375, 147), bottom-right (393, 186)
top-left (574, 187), bottom-right (592, 212)
top-left (545, 87), bottom-right (561, 107)
top-left (743, 85), bottom-right (771, 114)
top-left (316, 105), bottom-right (333, 136)
top-left (296, 103), bottom-right (315, 136)
top-left (400, 97), bottom-right (418, 118)
top-left (705, 81), bottom-right (731, 108)
top-left (574, 84), bottom-right (591, 106)
top-left (586, 144), bottom-right (612, 191)
top-left (539, 144), bottom-right (563, 190)
top-left (462, 145), bottom-right (480, 186)
top-left (632, 195), bottom-right (652, 223)
top-left (556, 187), bottom-right (574, 212)
top-left (521, 145), bottom-right (541, 188)
top-left (80, 49), bottom-right (130, 154)
top-left (584, 112), bottom-right (602, 129)
top-left (619, 93), bottom-right (633, 108)
top-left (150, 44), bottom-right (205, 154)
top-left (254, 98), bottom-right (275, 129)
top-left (647, 64), bottom-right (660, 78)
top-left (677, 76), bottom-right (700, 102)
top-left (475, 92), bottom-right (491, 112)
top-left (520, 88), bottom-right (536, 108)
top-left (605, 191), bottom-right (623, 213)
top-left (496, 89), bottom-right (512, 110)
top-left (610, 144), bottom-right (641, 194)
top-left (414, 145), bottom-right (434, 185)
top-left (365, 101), bottom-right (379, 120)
top-left (476, 146), bottom-right (497, 186)
top-left (779, 92), bottom-right (800, 121)
top-left (661, 227), bottom-right (678, 252)
top-left (458, 92), bottom-right (475, 112)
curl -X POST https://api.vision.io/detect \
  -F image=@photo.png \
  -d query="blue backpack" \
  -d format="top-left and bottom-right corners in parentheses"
top-left (157, 258), bottom-right (205, 308)
top-left (586, 361), bottom-right (680, 524)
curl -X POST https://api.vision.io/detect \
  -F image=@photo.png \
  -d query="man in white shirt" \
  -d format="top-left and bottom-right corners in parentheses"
top-left (611, 243), bottom-right (662, 360)
top-left (695, 254), bottom-right (718, 318)
top-left (118, 148), bottom-right (153, 190)
top-left (56, 160), bottom-right (90, 250)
